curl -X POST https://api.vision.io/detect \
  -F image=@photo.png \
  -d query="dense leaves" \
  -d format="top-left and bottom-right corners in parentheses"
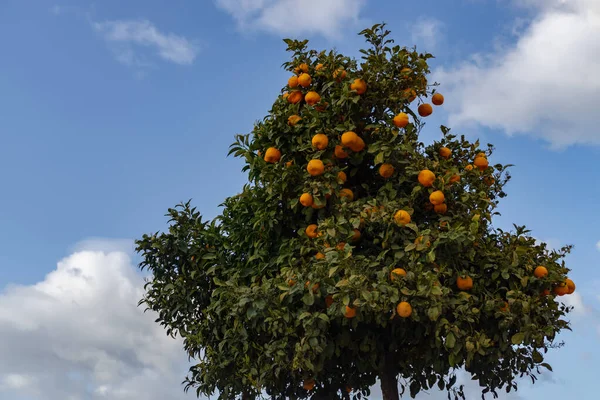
top-left (136, 24), bottom-right (573, 400)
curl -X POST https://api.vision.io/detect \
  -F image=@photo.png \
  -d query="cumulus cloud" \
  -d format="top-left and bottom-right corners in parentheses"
top-left (0, 240), bottom-right (192, 400)
top-left (92, 19), bottom-right (199, 67)
top-left (433, 0), bottom-right (600, 148)
top-left (215, 0), bottom-right (366, 39)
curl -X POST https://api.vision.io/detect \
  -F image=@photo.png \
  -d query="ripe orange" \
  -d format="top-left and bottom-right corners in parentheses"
top-left (534, 266), bottom-right (548, 278)
top-left (339, 188), bottom-right (354, 201)
top-left (350, 79), bottom-right (367, 94)
top-left (341, 131), bottom-right (365, 152)
top-left (434, 203), bottom-right (447, 214)
top-left (336, 242), bottom-right (346, 251)
top-left (312, 201), bottom-right (326, 209)
top-left (333, 68), bottom-right (347, 81)
top-left (287, 278), bottom-right (296, 287)
top-left (288, 76), bottom-right (299, 88)
top-left (287, 90), bottom-right (303, 104)
top-left (394, 210), bottom-right (411, 225)
top-left (476, 152), bottom-right (486, 158)
top-left (305, 91), bottom-right (321, 106)
top-left (401, 67), bottom-right (412, 75)
top-left (429, 190), bottom-right (445, 205)
top-left (315, 63), bottom-right (324, 71)
top-left (264, 147), bottom-right (281, 163)
top-left (298, 73), bottom-right (312, 88)
top-left (305, 224), bottom-right (319, 238)
top-left (449, 174), bottom-right (460, 184)
top-left (282, 91), bottom-right (289, 99)
top-left (541, 289), bottom-right (551, 296)
top-left (307, 159), bottom-right (325, 176)
top-left (288, 115), bottom-right (302, 126)
top-left (337, 171), bottom-right (347, 183)
top-left (325, 295), bottom-right (334, 308)
top-left (344, 305), bottom-right (357, 318)
top-left (418, 103), bottom-right (433, 117)
top-left (439, 147), bottom-right (451, 159)
top-left (295, 63), bottom-right (309, 74)
top-left (351, 229), bottom-right (361, 242)
top-left (300, 193), bottom-right (313, 207)
top-left (303, 379), bottom-right (315, 391)
top-left (312, 133), bottom-right (329, 150)
top-left (483, 176), bottom-right (495, 186)
top-left (456, 275), bottom-right (473, 291)
top-left (390, 268), bottom-right (407, 280)
top-left (315, 252), bottom-right (325, 260)
top-left (432, 93), bottom-right (444, 106)
top-left (285, 160), bottom-right (293, 168)
top-left (500, 301), bottom-right (509, 312)
top-left (396, 301), bottom-right (412, 318)
top-left (465, 164), bottom-right (474, 172)
top-left (418, 169), bottom-right (436, 187)
top-left (393, 112), bottom-right (409, 128)
top-left (566, 278), bottom-right (576, 294)
top-left (414, 236), bottom-right (431, 247)
top-left (334, 145), bottom-right (349, 159)
top-left (379, 163), bottom-right (395, 178)
top-left (474, 156), bottom-right (489, 171)
top-left (440, 220), bottom-right (448, 229)
top-left (553, 282), bottom-right (569, 296)
top-left (405, 88), bottom-right (417, 102)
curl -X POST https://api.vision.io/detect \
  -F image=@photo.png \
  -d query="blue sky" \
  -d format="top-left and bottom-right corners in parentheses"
top-left (1, 0), bottom-right (599, 399)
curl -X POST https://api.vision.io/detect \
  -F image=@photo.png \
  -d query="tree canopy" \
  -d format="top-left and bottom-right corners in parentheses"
top-left (135, 23), bottom-right (575, 400)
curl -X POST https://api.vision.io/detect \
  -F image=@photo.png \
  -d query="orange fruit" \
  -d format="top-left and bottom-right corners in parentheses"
top-left (432, 93), bottom-right (444, 105)
top-left (403, 88), bottom-right (417, 102)
top-left (440, 220), bottom-right (448, 229)
top-left (334, 145), bottom-right (349, 159)
top-left (305, 224), bottom-right (319, 239)
top-left (350, 79), bottom-right (367, 94)
top-left (390, 268), bottom-right (407, 280)
top-left (287, 278), bottom-right (296, 286)
top-left (414, 236), bottom-right (431, 247)
top-left (429, 190), bottom-right (445, 205)
top-left (474, 156), bottom-right (489, 171)
top-left (483, 176), bottom-right (495, 186)
top-left (305, 91), bottom-right (321, 106)
top-left (315, 63), bottom-right (324, 71)
top-left (287, 90), bottom-right (303, 104)
top-left (285, 160), bottom-right (293, 168)
top-left (315, 252), bottom-right (325, 260)
top-left (288, 76), bottom-right (299, 88)
top-left (418, 103), bottom-right (433, 117)
top-left (298, 73), bottom-right (312, 88)
top-left (566, 278), bottom-right (575, 294)
top-left (534, 266), bottom-right (548, 278)
top-left (500, 301), bottom-right (509, 312)
top-left (351, 229), bottom-right (361, 242)
top-left (336, 242), bottom-right (346, 251)
top-left (553, 283), bottom-right (569, 296)
top-left (307, 160), bottom-right (325, 176)
top-left (346, 386), bottom-right (352, 393)
top-left (379, 163), bottom-right (395, 178)
top-left (264, 147), bottom-right (281, 163)
top-left (401, 67), bottom-right (412, 75)
top-left (341, 131), bottom-right (365, 152)
top-left (282, 92), bottom-right (289, 99)
top-left (456, 275), bottom-right (473, 291)
top-left (344, 305), bottom-right (357, 318)
top-left (477, 152), bottom-right (486, 158)
top-left (393, 112), bottom-right (409, 128)
top-left (449, 174), bottom-right (460, 184)
top-left (325, 295), bottom-right (334, 308)
top-left (337, 171), bottom-right (347, 183)
top-left (418, 169), bottom-right (436, 187)
top-left (300, 193), bottom-right (313, 207)
top-left (434, 203), bottom-right (447, 214)
top-left (465, 164), bottom-right (474, 172)
top-left (541, 289), bottom-right (551, 296)
top-left (312, 133), bottom-right (329, 150)
top-left (339, 188), bottom-right (354, 201)
top-left (312, 201), bottom-right (326, 209)
top-left (439, 147), bottom-right (451, 159)
top-left (333, 68), bottom-right (347, 81)
top-left (394, 210), bottom-right (411, 225)
top-left (303, 379), bottom-right (315, 391)
top-left (288, 115), bottom-right (302, 126)
top-left (396, 301), bottom-right (412, 318)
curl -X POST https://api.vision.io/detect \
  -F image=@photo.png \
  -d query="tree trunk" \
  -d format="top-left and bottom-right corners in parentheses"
top-left (380, 367), bottom-right (399, 400)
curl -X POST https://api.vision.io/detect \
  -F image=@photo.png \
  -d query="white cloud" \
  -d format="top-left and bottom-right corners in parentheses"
top-left (411, 17), bottom-right (443, 51)
top-left (596, 240), bottom-right (600, 251)
top-left (92, 19), bottom-right (198, 66)
top-left (560, 292), bottom-right (587, 316)
top-left (433, 0), bottom-right (600, 149)
top-left (0, 240), bottom-right (192, 400)
top-left (215, 0), bottom-right (366, 39)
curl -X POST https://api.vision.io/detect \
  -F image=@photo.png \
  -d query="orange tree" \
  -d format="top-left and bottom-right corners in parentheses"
top-left (135, 24), bottom-right (576, 400)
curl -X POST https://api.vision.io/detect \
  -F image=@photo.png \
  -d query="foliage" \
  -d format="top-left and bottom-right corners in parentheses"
top-left (135, 23), bottom-right (574, 400)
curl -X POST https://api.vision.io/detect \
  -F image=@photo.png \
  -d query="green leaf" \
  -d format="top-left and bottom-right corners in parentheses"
top-left (541, 363), bottom-right (553, 371)
top-left (374, 152), bottom-right (385, 165)
top-left (511, 332), bottom-right (525, 345)
top-left (427, 306), bottom-right (441, 321)
top-left (446, 332), bottom-right (456, 349)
